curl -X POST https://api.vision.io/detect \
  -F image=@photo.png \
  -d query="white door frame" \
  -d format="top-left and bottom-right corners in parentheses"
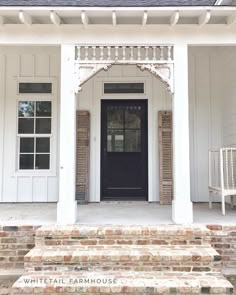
top-left (89, 75), bottom-right (154, 202)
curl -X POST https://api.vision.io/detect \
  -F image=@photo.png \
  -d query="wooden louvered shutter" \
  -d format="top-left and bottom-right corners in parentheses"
top-left (76, 111), bottom-right (90, 202)
top-left (158, 111), bottom-right (173, 205)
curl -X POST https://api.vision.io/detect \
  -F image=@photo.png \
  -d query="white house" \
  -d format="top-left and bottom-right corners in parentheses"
top-left (0, 0), bottom-right (236, 225)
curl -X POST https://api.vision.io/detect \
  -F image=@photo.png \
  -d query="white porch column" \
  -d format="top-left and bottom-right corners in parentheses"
top-left (172, 43), bottom-right (193, 224)
top-left (57, 44), bottom-right (77, 224)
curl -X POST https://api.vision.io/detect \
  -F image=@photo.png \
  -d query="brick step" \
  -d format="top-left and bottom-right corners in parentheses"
top-left (11, 271), bottom-right (234, 295)
top-left (35, 225), bottom-right (211, 246)
top-left (24, 245), bottom-right (221, 273)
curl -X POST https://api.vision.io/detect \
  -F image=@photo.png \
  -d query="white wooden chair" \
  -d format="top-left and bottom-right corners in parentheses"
top-left (208, 148), bottom-right (236, 215)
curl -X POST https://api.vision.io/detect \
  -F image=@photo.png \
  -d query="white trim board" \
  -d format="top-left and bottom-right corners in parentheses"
top-left (1, 27), bottom-right (236, 45)
top-left (92, 83), bottom-right (153, 203)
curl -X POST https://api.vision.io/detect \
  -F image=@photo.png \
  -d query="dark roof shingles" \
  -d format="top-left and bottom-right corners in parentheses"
top-left (0, 0), bottom-right (217, 7)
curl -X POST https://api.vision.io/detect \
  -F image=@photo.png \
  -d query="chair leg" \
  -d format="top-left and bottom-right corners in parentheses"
top-left (209, 191), bottom-right (212, 209)
top-left (222, 194), bottom-right (225, 216)
top-left (231, 195), bottom-right (234, 209)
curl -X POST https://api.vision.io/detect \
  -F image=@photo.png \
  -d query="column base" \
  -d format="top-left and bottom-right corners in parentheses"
top-left (172, 200), bottom-right (193, 224)
top-left (57, 200), bottom-right (77, 224)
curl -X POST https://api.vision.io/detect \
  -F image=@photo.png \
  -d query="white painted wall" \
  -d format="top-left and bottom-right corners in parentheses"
top-left (1, 45), bottom-right (235, 204)
top-left (218, 47), bottom-right (236, 148)
top-left (189, 47), bottom-right (223, 202)
top-left (78, 50), bottom-right (234, 204)
top-left (0, 46), bottom-right (60, 202)
top-left (77, 65), bottom-right (172, 202)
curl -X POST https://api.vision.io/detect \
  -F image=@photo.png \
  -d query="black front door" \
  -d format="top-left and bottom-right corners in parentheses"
top-left (101, 100), bottom-right (148, 200)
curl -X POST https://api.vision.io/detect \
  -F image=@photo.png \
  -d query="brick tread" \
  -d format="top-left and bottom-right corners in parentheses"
top-left (12, 271), bottom-right (234, 294)
top-left (24, 244), bottom-right (221, 273)
top-left (36, 225), bottom-right (211, 238)
top-left (25, 244), bottom-right (220, 263)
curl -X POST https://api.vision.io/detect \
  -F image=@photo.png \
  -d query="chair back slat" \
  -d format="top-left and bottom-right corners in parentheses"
top-left (209, 148), bottom-right (236, 190)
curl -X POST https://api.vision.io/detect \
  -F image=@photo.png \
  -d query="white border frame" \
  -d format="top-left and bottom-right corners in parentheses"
top-left (16, 102), bottom-right (53, 172)
top-left (90, 76), bottom-right (154, 202)
top-left (15, 76), bottom-right (58, 177)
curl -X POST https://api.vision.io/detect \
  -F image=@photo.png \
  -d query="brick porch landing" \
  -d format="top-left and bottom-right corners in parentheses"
top-left (0, 202), bottom-right (235, 225)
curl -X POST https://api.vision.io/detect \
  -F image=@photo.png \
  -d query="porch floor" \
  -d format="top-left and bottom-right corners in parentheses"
top-left (0, 202), bottom-right (235, 225)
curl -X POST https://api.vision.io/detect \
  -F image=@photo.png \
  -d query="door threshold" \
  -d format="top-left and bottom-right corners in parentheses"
top-left (101, 200), bottom-right (149, 203)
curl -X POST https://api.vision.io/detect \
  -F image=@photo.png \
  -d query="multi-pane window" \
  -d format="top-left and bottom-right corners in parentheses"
top-left (18, 101), bottom-right (52, 170)
top-left (107, 105), bottom-right (141, 152)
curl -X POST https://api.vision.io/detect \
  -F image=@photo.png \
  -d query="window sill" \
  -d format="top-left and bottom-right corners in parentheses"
top-left (11, 170), bottom-right (57, 178)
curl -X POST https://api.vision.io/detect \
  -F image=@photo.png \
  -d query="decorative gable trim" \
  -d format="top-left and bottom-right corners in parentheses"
top-left (74, 45), bottom-right (174, 94)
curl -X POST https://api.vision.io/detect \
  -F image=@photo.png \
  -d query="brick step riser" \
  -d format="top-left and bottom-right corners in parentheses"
top-left (35, 226), bottom-right (212, 247)
top-left (11, 291), bottom-right (233, 295)
top-left (35, 236), bottom-right (210, 247)
top-left (24, 255), bottom-right (221, 272)
top-left (24, 262), bottom-right (221, 273)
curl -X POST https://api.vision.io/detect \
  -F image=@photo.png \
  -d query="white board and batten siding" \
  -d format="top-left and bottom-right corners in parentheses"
top-left (0, 46), bottom-right (60, 203)
top-left (189, 47), bottom-right (223, 202)
top-left (0, 46), bottom-right (233, 204)
top-left (219, 47), bottom-right (236, 148)
top-left (77, 65), bottom-right (172, 202)
top-left (77, 47), bottom-right (236, 204)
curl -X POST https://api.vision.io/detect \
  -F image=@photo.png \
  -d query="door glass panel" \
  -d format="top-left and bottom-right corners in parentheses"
top-left (107, 130), bottom-right (124, 152)
top-left (125, 130), bottom-right (141, 152)
top-left (125, 107), bottom-right (141, 128)
top-left (107, 104), bottom-right (142, 153)
top-left (107, 107), bottom-right (124, 129)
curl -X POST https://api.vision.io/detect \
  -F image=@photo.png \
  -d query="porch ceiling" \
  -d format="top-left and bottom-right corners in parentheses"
top-left (0, 7), bottom-right (236, 26)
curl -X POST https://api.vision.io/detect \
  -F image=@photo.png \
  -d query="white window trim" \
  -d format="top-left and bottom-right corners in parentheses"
top-left (14, 77), bottom-right (57, 177)
top-left (17, 100), bottom-right (52, 172)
